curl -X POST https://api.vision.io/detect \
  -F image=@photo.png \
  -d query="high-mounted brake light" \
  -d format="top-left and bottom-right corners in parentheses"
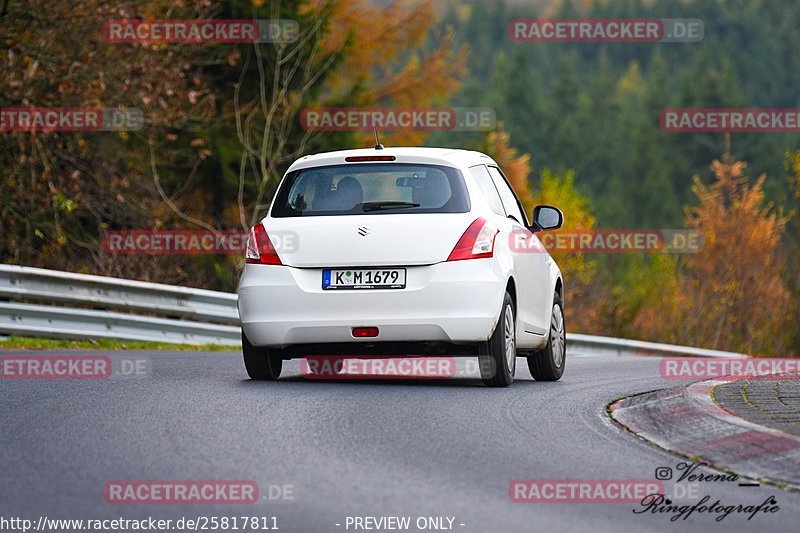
top-left (447, 218), bottom-right (499, 261)
top-left (345, 155), bottom-right (396, 162)
top-left (245, 223), bottom-right (282, 265)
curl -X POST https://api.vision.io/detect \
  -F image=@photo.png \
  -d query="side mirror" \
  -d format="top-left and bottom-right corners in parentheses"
top-left (531, 205), bottom-right (563, 231)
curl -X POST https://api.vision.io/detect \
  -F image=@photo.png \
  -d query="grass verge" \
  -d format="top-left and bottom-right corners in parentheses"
top-left (0, 335), bottom-right (238, 351)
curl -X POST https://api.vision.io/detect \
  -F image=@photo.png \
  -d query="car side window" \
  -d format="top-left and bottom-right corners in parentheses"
top-left (469, 165), bottom-right (505, 216)
top-left (488, 166), bottom-right (526, 225)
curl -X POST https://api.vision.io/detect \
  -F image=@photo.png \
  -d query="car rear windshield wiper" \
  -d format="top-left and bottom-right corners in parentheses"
top-left (361, 201), bottom-right (421, 212)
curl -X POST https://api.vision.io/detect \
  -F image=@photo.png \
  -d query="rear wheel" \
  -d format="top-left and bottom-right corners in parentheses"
top-left (527, 292), bottom-right (565, 381)
top-left (479, 292), bottom-right (516, 387)
top-left (242, 330), bottom-right (282, 380)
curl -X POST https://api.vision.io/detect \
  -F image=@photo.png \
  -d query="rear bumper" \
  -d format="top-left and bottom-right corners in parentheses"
top-left (238, 260), bottom-right (506, 348)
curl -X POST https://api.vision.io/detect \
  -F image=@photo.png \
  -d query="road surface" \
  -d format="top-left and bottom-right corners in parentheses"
top-left (1, 350), bottom-right (797, 532)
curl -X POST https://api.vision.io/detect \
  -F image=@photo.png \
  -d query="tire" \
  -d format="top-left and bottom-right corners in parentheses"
top-left (479, 292), bottom-right (516, 387)
top-left (527, 291), bottom-right (565, 381)
top-left (242, 329), bottom-right (282, 380)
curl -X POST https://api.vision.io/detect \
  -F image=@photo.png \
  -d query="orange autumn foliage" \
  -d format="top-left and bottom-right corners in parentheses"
top-left (486, 124), bottom-right (535, 210)
top-left (309, 0), bottom-right (468, 146)
top-left (485, 124), bottom-right (597, 328)
top-left (632, 153), bottom-right (792, 356)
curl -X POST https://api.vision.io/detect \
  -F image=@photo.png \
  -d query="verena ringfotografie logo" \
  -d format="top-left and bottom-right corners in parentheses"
top-left (509, 19), bottom-right (703, 42)
top-left (637, 462), bottom-right (780, 522)
top-left (301, 356), bottom-right (460, 380)
top-left (104, 481), bottom-right (258, 504)
top-left (1, 355), bottom-right (150, 379)
top-left (300, 108), bottom-right (496, 132)
top-left (510, 480), bottom-right (663, 503)
top-left (509, 229), bottom-right (702, 254)
top-left (634, 493), bottom-right (780, 522)
top-left (661, 109), bottom-right (800, 132)
top-left (102, 230), bottom-right (297, 255)
top-left (660, 357), bottom-right (800, 380)
top-left (1, 108), bottom-right (142, 132)
top-left (104, 19), bottom-right (298, 43)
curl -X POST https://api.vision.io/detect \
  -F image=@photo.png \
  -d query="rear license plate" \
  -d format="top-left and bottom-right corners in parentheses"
top-left (322, 268), bottom-right (406, 290)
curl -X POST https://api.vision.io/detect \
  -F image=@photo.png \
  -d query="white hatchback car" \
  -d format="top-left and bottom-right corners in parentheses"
top-left (238, 147), bottom-right (565, 386)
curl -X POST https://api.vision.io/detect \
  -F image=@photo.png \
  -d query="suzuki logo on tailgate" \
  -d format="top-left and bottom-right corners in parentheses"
top-left (357, 226), bottom-right (371, 236)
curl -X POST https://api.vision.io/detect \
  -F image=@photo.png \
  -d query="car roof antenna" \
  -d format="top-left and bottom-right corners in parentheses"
top-left (373, 122), bottom-right (384, 150)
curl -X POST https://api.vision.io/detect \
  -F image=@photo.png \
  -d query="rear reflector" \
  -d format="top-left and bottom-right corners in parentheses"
top-left (352, 327), bottom-right (379, 338)
top-left (345, 156), bottom-right (396, 162)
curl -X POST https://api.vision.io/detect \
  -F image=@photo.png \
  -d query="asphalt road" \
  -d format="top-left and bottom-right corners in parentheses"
top-left (2, 350), bottom-right (799, 533)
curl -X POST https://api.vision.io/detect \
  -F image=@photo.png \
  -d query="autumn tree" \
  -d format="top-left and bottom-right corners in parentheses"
top-left (635, 152), bottom-right (792, 356)
top-left (484, 124), bottom-right (597, 328)
top-left (0, 0), bottom-right (221, 282)
top-left (484, 123), bottom-right (534, 209)
top-left (320, 0), bottom-right (467, 147)
top-left (530, 168), bottom-right (597, 330)
top-left (225, 0), bottom-right (468, 231)
top-left (1, 0), bottom-right (468, 290)
top-left (784, 150), bottom-right (800, 356)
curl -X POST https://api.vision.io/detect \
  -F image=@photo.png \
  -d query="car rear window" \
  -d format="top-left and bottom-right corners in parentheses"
top-left (270, 163), bottom-right (470, 217)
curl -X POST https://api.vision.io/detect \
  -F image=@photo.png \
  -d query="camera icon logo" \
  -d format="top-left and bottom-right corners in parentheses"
top-left (655, 467), bottom-right (673, 480)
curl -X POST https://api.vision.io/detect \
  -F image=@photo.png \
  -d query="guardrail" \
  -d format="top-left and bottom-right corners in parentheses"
top-left (568, 333), bottom-right (747, 359)
top-left (0, 265), bottom-right (750, 357)
top-left (0, 265), bottom-right (240, 346)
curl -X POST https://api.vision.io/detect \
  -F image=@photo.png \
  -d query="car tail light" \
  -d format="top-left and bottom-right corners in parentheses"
top-left (352, 327), bottom-right (379, 338)
top-left (245, 223), bottom-right (282, 265)
top-left (447, 218), bottom-right (499, 261)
